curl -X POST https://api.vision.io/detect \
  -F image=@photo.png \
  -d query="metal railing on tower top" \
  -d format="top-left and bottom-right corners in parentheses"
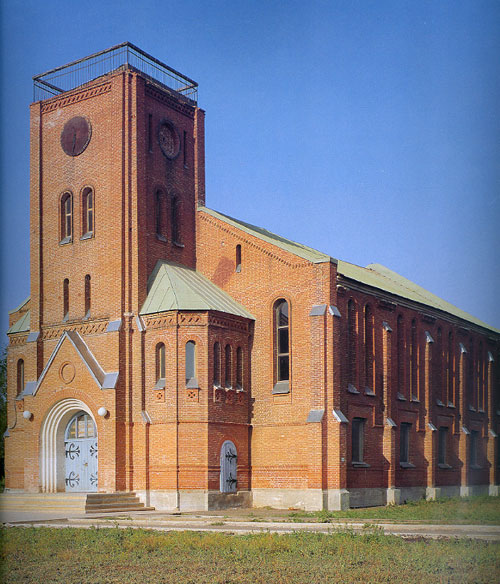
top-left (33, 42), bottom-right (198, 103)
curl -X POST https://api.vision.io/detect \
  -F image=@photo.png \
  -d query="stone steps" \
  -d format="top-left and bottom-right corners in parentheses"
top-left (85, 492), bottom-right (154, 514)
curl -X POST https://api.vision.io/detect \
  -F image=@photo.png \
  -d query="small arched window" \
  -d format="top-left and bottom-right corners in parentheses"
top-left (171, 196), bottom-right (180, 243)
top-left (213, 342), bottom-right (221, 387)
top-left (155, 190), bottom-right (167, 240)
top-left (17, 359), bottom-right (24, 395)
top-left (60, 192), bottom-right (73, 242)
top-left (235, 245), bottom-right (242, 273)
top-left (63, 278), bottom-right (70, 321)
top-left (156, 343), bottom-right (166, 387)
top-left (236, 347), bottom-right (243, 389)
top-left (225, 344), bottom-right (232, 389)
top-left (84, 275), bottom-right (91, 318)
top-left (185, 341), bottom-right (197, 387)
top-left (274, 299), bottom-right (290, 393)
top-left (82, 187), bottom-right (94, 237)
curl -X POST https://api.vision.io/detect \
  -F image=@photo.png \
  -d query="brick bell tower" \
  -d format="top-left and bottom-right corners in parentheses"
top-left (30, 42), bottom-right (205, 337)
top-left (6, 44), bottom-right (207, 494)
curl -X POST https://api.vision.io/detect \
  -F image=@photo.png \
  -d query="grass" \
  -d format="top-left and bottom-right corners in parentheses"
top-left (286, 495), bottom-right (500, 525)
top-left (1, 526), bottom-right (499, 584)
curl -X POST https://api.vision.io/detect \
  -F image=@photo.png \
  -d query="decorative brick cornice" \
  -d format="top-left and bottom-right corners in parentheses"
top-left (9, 335), bottom-right (28, 347)
top-left (40, 320), bottom-right (108, 340)
top-left (145, 84), bottom-right (195, 119)
top-left (41, 82), bottom-right (112, 113)
top-left (144, 314), bottom-right (177, 330)
top-left (208, 314), bottom-right (249, 333)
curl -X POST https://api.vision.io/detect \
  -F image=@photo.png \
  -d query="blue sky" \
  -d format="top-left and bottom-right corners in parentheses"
top-left (1, 0), bottom-right (499, 339)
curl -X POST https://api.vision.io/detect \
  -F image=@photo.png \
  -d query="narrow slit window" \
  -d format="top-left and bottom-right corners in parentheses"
top-left (156, 343), bottom-right (166, 382)
top-left (225, 344), bottom-right (232, 388)
top-left (347, 299), bottom-right (357, 388)
top-left (148, 114), bottom-right (153, 152)
top-left (17, 359), bottom-right (24, 395)
top-left (352, 418), bottom-right (365, 463)
top-left (400, 423), bottom-right (411, 464)
top-left (364, 305), bottom-right (374, 390)
top-left (185, 341), bottom-right (196, 386)
top-left (155, 190), bottom-right (167, 240)
top-left (183, 130), bottom-right (187, 166)
top-left (84, 275), bottom-right (91, 318)
top-left (63, 278), bottom-right (69, 321)
top-left (410, 319), bottom-right (417, 400)
top-left (275, 300), bottom-right (290, 384)
top-left (235, 245), bottom-right (242, 272)
top-left (171, 196), bottom-right (180, 243)
top-left (397, 315), bottom-right (405, 396)
top-left (236, 347), bottom-right (243, 389)
top-left (213, 342), bottom-right (221, 387)
top-left (438, 426), bottom-right (448, 465)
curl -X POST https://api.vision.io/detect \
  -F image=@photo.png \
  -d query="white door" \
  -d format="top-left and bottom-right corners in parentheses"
top-left (64, 412), bottom-right (98, 492)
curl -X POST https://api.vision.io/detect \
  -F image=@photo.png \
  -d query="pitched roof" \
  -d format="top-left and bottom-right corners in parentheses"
top-left (338, 262), bottom-right (498, 334)
top-left (7, 310), bottom-right (30, 334)
top-left (199, 206), bottom-right (335, 264)
top-left (8, 297), bottom-right (30, 315)
top-left (201, 206), bottom-right (497, 334)
top-left (140, 260), bottom-right (255, 320)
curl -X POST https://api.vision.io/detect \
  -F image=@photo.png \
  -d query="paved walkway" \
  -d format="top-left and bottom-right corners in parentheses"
top-left (2, 508), bottom-right (500, 541)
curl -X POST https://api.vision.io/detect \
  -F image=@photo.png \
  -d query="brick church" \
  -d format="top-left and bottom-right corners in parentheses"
top-left (5, 43), bottom-right (499, 510)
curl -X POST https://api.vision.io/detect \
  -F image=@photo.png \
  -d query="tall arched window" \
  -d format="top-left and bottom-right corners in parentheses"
top-left (84, 275), bottom-right (91, 318)
top-left (468, 339), bottom-right (474, 409)
top-left (225, 344), bottom-right (232, 388)
top-left (478, 342), bottom-right (484, 411)
top-left (447, 331), bottom-right (454, 405)
top-left (364, 304), bottom-right (374, 390)
top-left (171, 196), bottom-right (180, 243)
top-left (155, 190), bottom-right (167, 240)
top-left (435, 328), bottom-right (443, 403)
top-left (236, 347), bottom-right (243, 389)
top-left (63, 278), bottom-right (70, 321)
top-left (156, 343), bottom-right (166, 386)
top-left (17, 359), bottom-right (24, 395)
top-left (397, 315), bottom-right (405, 397)
top-left (410, 319), bottom-right (417, 400)
top-left (347, 299), bottom-right (357, 389)
top-left (82, 187), bottom-right (94, 237)
top-left (274, 299), bottom-right (290, 391)
top-left (185, 341), bottom-right (196, 387)
top-left (213, 342), bottom-right (221, 387)
top-left (60, 192), bottom-right (73, 242)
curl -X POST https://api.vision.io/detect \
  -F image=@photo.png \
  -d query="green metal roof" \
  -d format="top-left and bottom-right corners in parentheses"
top-left (7, 310), bottom-right (31, 334)
top-left (199, 206), bottom-right (335, 264)
top-left (338, 262), bottom-right (499, 334)
top-left (140, 260), bottom-right (255, 319)
top-left (8, 297), bottom-right (30, 315)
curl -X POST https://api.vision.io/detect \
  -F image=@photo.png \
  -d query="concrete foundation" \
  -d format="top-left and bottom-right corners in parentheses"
top-left (325, 489), bottom-right (351, 511)
top-left (252, 488), bottom-right (323, 511)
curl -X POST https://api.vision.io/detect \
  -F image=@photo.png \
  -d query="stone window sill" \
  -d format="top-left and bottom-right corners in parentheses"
top-left (400, 462), bottom-right (415, 469)
top-left (80, 231), bottom-right (94, 241)
top-left (173, 240), bottom-right (185, 248)
top-left (59, 236), bottom-right (72, 246)
top-left (156, 234), bottom-right (167, 242)
top-left (272, 381), bottom-right (290, 395)
top-left (352, 461), bottom-right (370, 468)
top-left (438, 463), bottom-right (452, 470)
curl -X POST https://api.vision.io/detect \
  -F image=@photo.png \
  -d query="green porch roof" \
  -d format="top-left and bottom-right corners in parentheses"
top-left (7, 310), bottom-right (30, 334)
top-left (338, 262), bottom-right (498, 334)
top-left (140, 260), bottom-right (255, 320)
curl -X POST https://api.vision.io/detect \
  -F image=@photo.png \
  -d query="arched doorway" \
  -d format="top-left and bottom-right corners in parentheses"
top-left (64, 412), bottom-right (98, 492)
top-left (40, 399), bottom-right (98, 492)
